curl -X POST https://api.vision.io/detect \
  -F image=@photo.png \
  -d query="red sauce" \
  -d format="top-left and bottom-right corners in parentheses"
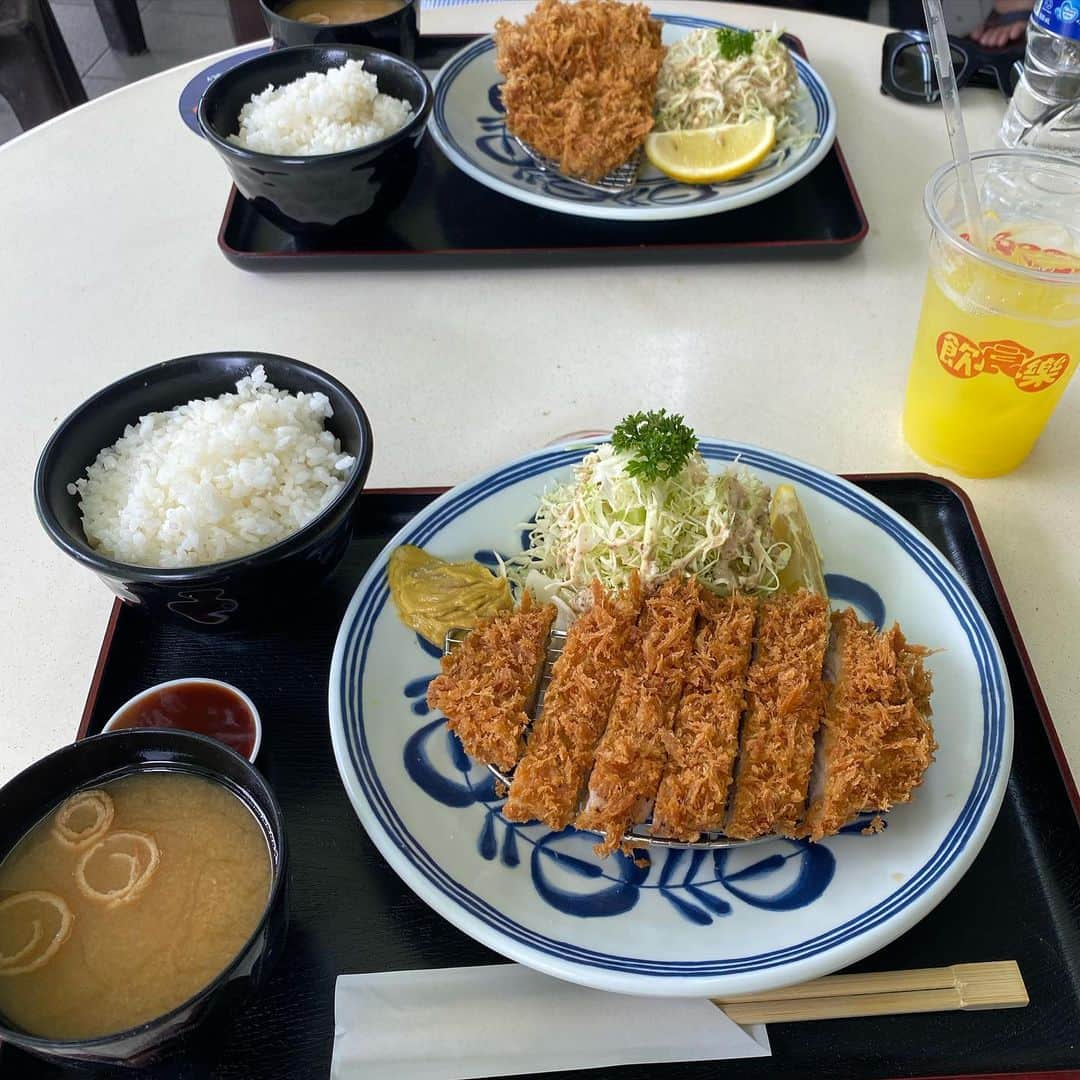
top-left (110, 682), bottom-right (257, 758)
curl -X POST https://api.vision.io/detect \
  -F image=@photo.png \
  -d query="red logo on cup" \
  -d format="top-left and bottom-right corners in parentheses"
top-left (936, 332), bottom-right (984, 378)
top-left (1015, 353), bottom-right (1070, 393)
top-left (937, 333), bottom-right (1070, 393)
top-left (991, 230), bottom-right (1080, 274)
top-left (976, 339), bottom-right (1033, 377)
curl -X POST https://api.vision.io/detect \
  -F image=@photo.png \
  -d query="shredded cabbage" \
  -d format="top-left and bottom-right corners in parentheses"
top-left (654, 26), bottom-right (806, 154)
top-left (508, 444), bottom-right (788, 612)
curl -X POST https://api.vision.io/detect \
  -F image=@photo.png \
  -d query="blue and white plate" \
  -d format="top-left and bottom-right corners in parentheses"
top-left (329, 440), bottom-right (1012, 997)
top-left (427, 15), bottom-right (837, 221)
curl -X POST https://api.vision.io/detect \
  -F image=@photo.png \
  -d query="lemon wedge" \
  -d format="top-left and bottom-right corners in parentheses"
top-left (644, 116), bottom-right (777, 184)
top-left (770, 483), bottom-right (827, 597)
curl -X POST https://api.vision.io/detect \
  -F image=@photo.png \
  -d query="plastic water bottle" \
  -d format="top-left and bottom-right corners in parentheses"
top-left (1001, 0), bottom-right (1080, 151)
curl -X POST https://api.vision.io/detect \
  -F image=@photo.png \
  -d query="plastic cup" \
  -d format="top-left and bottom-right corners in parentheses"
top-left (903, 149), bottom-right (1080, 477)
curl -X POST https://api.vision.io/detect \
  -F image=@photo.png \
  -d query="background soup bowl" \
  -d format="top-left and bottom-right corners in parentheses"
top-left (33, 351), bottom-right (373, 628)
top-left (259, 0), bottom-right (418, 60)
top-left (197, 45), bottom-right (432, 233)
top-left (0, 729), bottom-right (288, 1069)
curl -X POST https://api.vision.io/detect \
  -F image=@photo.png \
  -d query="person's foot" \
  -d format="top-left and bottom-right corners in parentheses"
top-left (970, 0), bottom-right (1032, 49)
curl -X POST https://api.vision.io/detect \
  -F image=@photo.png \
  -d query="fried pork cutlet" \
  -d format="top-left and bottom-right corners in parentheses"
top-left (725, 589), bottom-right (831, 840)
top-left (576, 578), bottom-right (700, 855)
top-left (426, 592), bottom-right (556, 773)
top-left (802, 609), bottom-right (936, 842)
top-left (494, 0), bottom-right (664, 183)
top-left (651, 592), bottom-right (758, 842)
top-left (502, 574), bottom-right (643, 829)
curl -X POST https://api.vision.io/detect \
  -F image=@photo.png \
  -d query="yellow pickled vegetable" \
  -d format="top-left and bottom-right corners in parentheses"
top-left (388, 545), bottom-right (512, 646)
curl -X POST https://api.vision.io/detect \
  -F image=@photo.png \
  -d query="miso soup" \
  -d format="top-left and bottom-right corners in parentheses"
top-left (0, 771), bottom-right (271, 1040)
top-left (277, 0), bottom-right (406, 24)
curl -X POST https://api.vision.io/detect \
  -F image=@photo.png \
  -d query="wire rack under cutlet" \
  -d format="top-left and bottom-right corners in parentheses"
top-left (511, 135), bottom-right (642, 192)
top-left (443, 626), bottom-right (775, 851)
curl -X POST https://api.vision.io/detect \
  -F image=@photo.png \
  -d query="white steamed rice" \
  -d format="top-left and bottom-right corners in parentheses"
top-left (67, 366), bottom-right (356, 568)
top-left (228, 59), bottom-right (413, 155)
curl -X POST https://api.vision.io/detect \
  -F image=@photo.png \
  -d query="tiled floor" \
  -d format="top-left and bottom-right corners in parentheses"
top-left (0, 0), bottom-right (236, 144)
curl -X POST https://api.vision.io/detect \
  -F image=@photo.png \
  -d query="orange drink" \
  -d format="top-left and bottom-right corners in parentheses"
top-left (903, 152), bottom-right (1080, 477)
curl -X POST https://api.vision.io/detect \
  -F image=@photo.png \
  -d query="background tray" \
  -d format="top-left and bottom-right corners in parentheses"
top-left (219, 35), bottom-right (869, 269)
top-left (5, 476), bottom-right (1079, 1079)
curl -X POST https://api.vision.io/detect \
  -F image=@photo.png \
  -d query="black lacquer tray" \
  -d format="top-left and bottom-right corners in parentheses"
top-left (218, 35), bottom-right (869, 269)
top-left (4, 476), bottom-right (1079, 1079)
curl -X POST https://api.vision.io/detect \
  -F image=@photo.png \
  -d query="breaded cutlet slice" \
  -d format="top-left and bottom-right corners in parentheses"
top-left (725, 589), bottom-right (831, 840)
top-left (802, 608), bottom-right (936, 841)
top-left (576, 577), bottom-right (700, 855)
top-left (426, 592), bottom-right (556, 773)
top-left (494, 0), bottom-right (664, 183)
top-left (651, 592), bottom-right (758, 842)
top-left (502, 574), bottom-right (643, 829)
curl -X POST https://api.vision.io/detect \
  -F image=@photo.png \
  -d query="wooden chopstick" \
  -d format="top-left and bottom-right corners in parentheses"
top-left (713, 961), bottom-right (1028, 1024)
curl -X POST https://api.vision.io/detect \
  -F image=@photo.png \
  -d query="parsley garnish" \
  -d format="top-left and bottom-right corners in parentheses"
top-left (611, 410), bottom-right (698, 481)
top-left (716, 27), bottom-right (754, 60)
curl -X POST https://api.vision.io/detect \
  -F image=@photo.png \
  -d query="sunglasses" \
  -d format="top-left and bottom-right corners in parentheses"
top-left (881, 30), bottom-right (1023, 104)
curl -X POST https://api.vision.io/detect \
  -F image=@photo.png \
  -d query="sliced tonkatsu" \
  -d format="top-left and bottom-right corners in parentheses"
top-left (576, 577), bottom-right (700, 854)
top-left (430, 569), bottom-right (936, 851)
top-left (725, 588), bottom-right (831, 840)
top-left (802, 608), bottom-right (936, 841)
top-left (426, 592), bottom-right (556, 773)
top-left (651, 592), bottom-right (758, 842)
top-left (502, 574), bottom-right (643, 829)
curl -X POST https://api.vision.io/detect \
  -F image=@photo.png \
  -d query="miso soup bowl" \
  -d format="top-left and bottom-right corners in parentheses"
top-left (0, 729), bottom-right (288, 1069)
top-left (198, 45), bottom-right (433, 232)
top-left (33, 350), bottom-right (373, 629)
top-left (259, 0), bottom-right (419, 60)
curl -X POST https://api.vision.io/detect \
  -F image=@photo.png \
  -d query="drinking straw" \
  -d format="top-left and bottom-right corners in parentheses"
top-left (921, 0), bottom-right (986, 249)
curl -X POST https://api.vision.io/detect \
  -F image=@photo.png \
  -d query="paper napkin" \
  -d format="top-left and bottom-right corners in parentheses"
top-left (332, 964), bottom-right (770, 1079)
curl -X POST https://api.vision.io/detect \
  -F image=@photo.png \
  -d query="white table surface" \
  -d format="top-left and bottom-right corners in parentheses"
top-left (0, 2), bottom-right (1076, 794)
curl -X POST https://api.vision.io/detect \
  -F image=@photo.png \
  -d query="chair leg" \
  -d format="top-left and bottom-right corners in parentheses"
top-left (39, 0), bottom-right (89, 105)
top-left (226, 0), bottom-right (267, 44)
top-left (0, 9), bottom-right (87, 130)
top-left (92, 0), bottom-right (147, 55)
